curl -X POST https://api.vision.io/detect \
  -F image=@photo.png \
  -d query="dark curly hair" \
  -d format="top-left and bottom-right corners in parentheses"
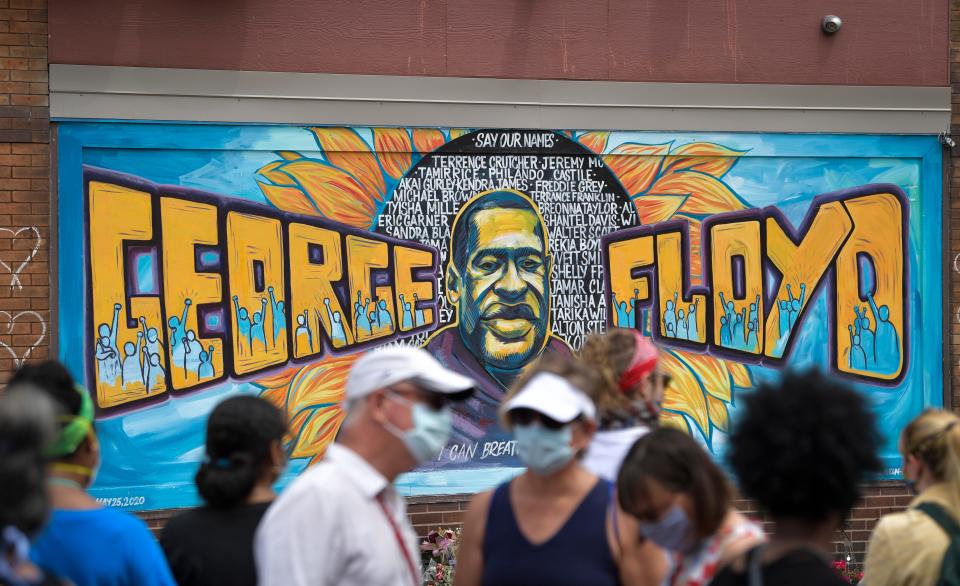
top-left (728, 369), bottom-right (882, 521)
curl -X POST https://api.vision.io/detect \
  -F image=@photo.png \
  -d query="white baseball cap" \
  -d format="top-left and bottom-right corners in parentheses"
top-left (501, 372), bottom-right (596, 423)
top-left (345, 346), bottom-right (476, 401)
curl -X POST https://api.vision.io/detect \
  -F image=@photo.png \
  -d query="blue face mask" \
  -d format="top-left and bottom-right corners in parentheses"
top-left (513, 423), bottom-right (574, 475)
top-left (639, 504), bottom-right (693, 552)
top-left (384, 393), bottom-right (452, 464)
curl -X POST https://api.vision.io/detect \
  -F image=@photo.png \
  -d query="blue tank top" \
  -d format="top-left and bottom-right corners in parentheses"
top-left (481, 478), bottom-right (620, 586)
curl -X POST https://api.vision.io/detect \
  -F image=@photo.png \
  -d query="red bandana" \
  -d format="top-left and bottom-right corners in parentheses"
top-left (618, 331), bottom-right (660, 392)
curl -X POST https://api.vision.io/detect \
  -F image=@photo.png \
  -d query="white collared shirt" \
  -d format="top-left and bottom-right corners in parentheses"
top-left (255, 444), bottom-right (421, 586)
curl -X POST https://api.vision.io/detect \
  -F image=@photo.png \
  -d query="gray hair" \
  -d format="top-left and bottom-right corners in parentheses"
top-left (339, 396), bottom-right (365, 430)
top-left (0, 383), bottom-right (59, 535)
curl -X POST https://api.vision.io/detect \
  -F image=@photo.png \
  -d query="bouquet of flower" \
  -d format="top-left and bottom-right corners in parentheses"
top-left (831, 558), bottom-right (864, 584)
top-left (421, 528), bottom-right (460, 586)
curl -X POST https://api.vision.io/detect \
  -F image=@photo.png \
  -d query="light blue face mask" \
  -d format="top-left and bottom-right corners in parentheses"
top-left (384, 393), bottom-right (453, 464)
top-left (639, 504), bottom-right (693, 552)
top-left (513, 423), bottom-right (574, 475)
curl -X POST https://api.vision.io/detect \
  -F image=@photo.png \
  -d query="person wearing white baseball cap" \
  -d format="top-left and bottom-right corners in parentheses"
top-left (455, 354), bottom-right (666, 586)
top-left (255, 346), bottom-right (475, 586)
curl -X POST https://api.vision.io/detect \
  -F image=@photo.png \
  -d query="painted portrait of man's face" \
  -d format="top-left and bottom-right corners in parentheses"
top-left (446, 190), bottom-right (552, 372)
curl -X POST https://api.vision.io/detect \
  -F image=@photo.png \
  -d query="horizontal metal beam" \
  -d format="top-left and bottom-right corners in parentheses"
top-left (50, 65), bottom-right (950, 134)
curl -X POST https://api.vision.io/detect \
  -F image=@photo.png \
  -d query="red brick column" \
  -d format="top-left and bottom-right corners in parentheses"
top-left (0, 0), bottom-right (48, 383)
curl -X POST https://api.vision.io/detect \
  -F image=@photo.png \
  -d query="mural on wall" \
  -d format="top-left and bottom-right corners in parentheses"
top-left (57, 124), bottom-right (942, 510)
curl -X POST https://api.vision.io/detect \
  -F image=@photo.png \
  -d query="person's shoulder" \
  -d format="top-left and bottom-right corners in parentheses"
top-left (465, 487), bottom-right (498, 518)
top-left (291, 456), bottom-right (345, 490)
top-left (160, 507), bottom-right (208, 540)
top-left (716, 514), bottom-right (766, 567)
top-left (873, 508), bottom-right (922, 536)
top-left (470, 487), bottom-right (496, 507)
top-left (462, 488), bottom-right (496, 535)
top-left (263, 460), bottom-right (344, 520)
top-left (92, 507), bottom-right (154, 535)
top-left (778, 553), bottom-right (849, 585)
top-left (875, 506), bottom-right (950, 549)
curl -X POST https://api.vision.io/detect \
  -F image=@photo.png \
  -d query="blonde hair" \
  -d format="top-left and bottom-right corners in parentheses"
top-left (578, 328), bottom-right (638, 415)
top-left (903, 409), bottom-right (960, 495)
top-left (499, 351), bottom-right (601, 430)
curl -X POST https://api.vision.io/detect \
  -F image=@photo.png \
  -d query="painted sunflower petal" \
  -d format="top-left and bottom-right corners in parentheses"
top-left (675, 352), bottom-right (733, 403)
top-left (260, 166), bottom-right (298, 187)
top-left (632, 194), bottom-right (686, 225)
top-left (285, 409), bottom-right (311, 445)
top-left (706, 395), bottom-right (730, 432)
top-left (660, 350), bottom-right (710, 440)
top-left (603, 143), bottom-right (672, 196)
top-left (578, 131), bottom-right (610, 155)
top-left (257, 181), bottom-right (321, 217)
top-left (259, 160), bottom-right (285, 175)
top-left (258, 385), bottom-right (289, 410)
top-left (277, 151), bottom-right (304, 161)
top-left (726, 361), bottom-right (753, 388)
top-left (309, 127), bottom-right (386, 202)
top-left (286, 355), bottom-right (355, 416)
top-left (278, 160), bottom-right (377, 228)
top-left (664, 142), bottom-right (748, 178)
top-left (660, 411), bottom-right (690, 434)
top-left (290, 405), bottom-right (346, 460)
top-left (413, 128), bottom-right (446, 154)
top-left (374, 128), bottom-right (414, 179)
top-left (254, 366), bottom-right (301, 390)
top-left (449, 129), bottom-right (471, 140)
top-left (651, 171), bottom-right (749, 215)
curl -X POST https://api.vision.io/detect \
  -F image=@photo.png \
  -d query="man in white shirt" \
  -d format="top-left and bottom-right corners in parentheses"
top-left (255, 346), bottom-right (475, 586)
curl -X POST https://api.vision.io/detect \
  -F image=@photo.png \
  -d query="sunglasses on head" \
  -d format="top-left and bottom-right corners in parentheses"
top-left (509, 408), bottom-right (567, 430)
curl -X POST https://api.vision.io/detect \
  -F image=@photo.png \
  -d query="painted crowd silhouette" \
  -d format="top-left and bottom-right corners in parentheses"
top-left (96, 286), bottom-right (436, 391)
top-left (611, 281), bottom-right (899, 375)
top-left (95, 303), bottom-right (169, 393)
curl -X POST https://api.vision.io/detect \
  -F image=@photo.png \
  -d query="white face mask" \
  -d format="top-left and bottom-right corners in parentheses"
top-left (382, 392), bottom-right (453, 464)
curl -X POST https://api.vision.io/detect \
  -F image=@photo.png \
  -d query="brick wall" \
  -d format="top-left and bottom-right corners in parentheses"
top-left (0, 0), bottom-right (48, 384)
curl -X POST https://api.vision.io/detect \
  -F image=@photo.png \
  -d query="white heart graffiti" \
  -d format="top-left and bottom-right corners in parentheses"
top-left (0, 227), bottom-right (41, 290)
top-left (0, 310), bottom-right (46, 367)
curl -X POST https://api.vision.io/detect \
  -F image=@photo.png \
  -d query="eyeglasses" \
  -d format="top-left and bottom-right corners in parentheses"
top-left (508, 408), bottom-right (567, 430)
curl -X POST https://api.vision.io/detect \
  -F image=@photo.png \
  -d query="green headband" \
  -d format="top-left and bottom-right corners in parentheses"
top-left (47, 385), bottom-right (94, 458)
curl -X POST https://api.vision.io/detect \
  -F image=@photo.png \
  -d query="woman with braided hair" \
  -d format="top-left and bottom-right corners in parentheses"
top-left (864, 409), bottom-right (960, 586)
top-left (580, 328), bottom-right (669, 482)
